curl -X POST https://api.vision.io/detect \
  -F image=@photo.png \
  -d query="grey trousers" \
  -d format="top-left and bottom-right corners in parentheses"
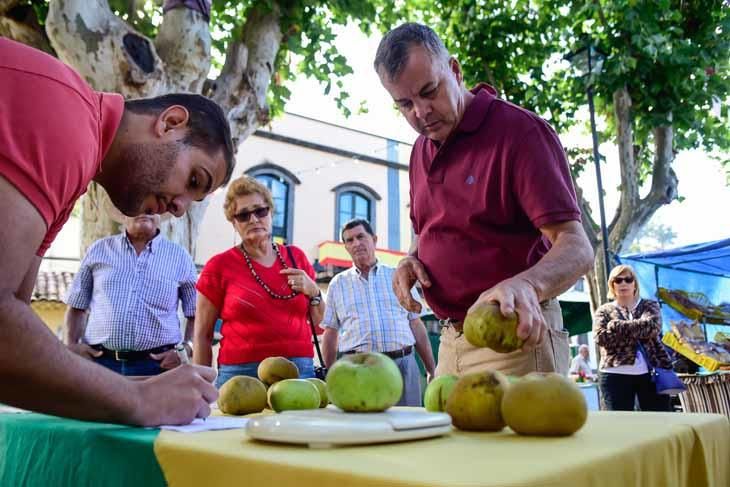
top-left (394, 352), bottom-right (422, 407)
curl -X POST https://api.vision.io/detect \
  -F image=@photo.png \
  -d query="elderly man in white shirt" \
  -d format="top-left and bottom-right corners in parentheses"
top-left (320, 219), bottom-right (436, 406)
top-left (570, 344), bottom-right (595, 380)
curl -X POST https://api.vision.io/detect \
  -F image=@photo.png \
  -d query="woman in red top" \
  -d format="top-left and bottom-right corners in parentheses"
top-left (193, 176), bottom-right (325, 387)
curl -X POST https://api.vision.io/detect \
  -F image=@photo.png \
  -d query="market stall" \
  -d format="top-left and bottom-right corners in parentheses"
top-left (619, 238), bottom-right (730, 414)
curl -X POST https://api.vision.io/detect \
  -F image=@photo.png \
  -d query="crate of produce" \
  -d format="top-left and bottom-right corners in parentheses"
top-left (663, 332), bottom-right (723, 372)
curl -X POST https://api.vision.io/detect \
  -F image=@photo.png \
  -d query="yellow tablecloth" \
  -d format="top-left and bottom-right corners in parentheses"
top-left (155, 411), bottom-right (730, 487)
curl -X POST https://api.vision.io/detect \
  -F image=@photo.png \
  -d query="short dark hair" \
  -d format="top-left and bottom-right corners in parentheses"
top-left (374, 23), bottom-right (449, 80)
top-left (125, 93), bottom-right (235, 184)
top-left (341, 218), bottom-right (374, 242)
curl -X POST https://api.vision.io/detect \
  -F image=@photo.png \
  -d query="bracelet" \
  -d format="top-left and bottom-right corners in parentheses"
top-left (309, 291), bottom-right (322, 306)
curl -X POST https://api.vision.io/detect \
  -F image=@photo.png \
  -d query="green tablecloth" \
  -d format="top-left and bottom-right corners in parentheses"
top-left (0, 413), bottom-right (164, 487)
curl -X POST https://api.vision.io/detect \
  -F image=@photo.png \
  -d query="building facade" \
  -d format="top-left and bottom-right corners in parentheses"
top-left (194, 113), bottom-right (415, 271)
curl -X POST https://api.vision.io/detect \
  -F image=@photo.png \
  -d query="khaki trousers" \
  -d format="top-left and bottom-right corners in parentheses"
top-left (434, 298), bottom-right (570, 377)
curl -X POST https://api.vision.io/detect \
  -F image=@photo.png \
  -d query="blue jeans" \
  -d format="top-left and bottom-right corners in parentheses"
top-left (599, 372), bottom-right (672, 411)
top-left (93, 356), bottom-right (163, 376)
top-left (216, 357), bottom-right (314, 388)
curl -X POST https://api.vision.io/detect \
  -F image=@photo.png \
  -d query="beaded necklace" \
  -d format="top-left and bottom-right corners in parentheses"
top-left (239, 242), bottom-right (299, 300)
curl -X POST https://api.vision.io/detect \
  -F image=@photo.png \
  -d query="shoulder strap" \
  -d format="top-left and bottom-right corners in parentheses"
top-left (636, 342), bottom-right (655, 371)
top-left (285, 245), bottom-right (326, 368)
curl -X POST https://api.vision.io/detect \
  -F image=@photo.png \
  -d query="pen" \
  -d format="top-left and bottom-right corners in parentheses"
top-left (175, 343), bottom-right (207, 422)
top-left (175, 343), bottom-right (190, 365)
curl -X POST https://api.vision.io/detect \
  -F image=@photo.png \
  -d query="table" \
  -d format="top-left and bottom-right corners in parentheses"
top-left (578, 382), bottom-right (601, 410)
top-left (1, 410), bottom-right (728, 487)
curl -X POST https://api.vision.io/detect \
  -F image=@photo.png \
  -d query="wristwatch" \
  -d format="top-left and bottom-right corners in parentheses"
top-left (309, 291), bottom-right (323, 306)
top-left (183, 340), bottom-right (193, 356)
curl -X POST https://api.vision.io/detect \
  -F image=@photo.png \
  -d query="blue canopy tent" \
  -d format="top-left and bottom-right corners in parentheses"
top-left (618, 238), bottom-right (730, 338)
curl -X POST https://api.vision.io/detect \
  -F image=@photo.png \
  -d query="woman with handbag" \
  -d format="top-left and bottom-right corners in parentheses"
top-left (193, 176), bottom-right (325, 388)
top-left (593, 264), bottom-right (673, 411)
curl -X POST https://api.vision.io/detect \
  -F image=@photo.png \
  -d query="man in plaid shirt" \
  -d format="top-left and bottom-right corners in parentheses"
top-left (64, 214), bottom-right (197, 376)
top-left (321, 219), bottom-right (436, 406)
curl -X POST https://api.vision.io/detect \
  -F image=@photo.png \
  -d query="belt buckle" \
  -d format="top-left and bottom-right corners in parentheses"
top-left (438, 318), bottom-right (457, 329)
top-left (114, 350), bottom-right (126, 362)
top-left (439, 317), bottom-right (464, 337)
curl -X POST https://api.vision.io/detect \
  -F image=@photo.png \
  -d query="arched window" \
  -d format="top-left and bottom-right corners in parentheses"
top-left (332, 183), bottom-right (381, 241)
top-left (339, 192), bottom-right (371, 225)
top-left (246, 164), bottom-right (300, 244)
top-left (255, 174), bottom-right (289, 241)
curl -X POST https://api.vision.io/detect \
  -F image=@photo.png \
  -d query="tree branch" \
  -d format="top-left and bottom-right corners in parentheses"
top-left (0, 1), bottom-right (53, 53)
top-left (624, 124), bottom-right (678, 244)
top-left (0, 0), bottom-right (21, 14)
top-left (608, 93), bottom-right (678, 255)
top-left (155, 5), bottom-right (211, 93)
top-left (46, 0), bottom-right (167, 97)
top-left (209, 4), bottom-right (282, 148)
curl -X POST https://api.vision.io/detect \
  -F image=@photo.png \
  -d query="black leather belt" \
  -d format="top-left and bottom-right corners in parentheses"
top-left (343, 345), bottom-right (413, 360)
top-left (91, 344), bottom-right (175, 362)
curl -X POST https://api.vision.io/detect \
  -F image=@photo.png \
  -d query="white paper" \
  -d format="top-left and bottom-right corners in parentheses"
top-left (159, 416), bottom-right (249, 433)
top-left (0, 404), bottom-right (29, 414)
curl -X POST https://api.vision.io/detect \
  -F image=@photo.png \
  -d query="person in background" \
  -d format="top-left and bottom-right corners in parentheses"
top-left (65, 214), bottom-right (197, 376)
top-left (193, 176), bottom-right (325, 387)
top-left (320, 219), bottom-right (436, 406)
top-left (569, 344), bottom-right (596, 380)
top-left (374, 23), bottom-right (594, 378)
top-left (594, 264), bottom-right (673, 411)
top-left (0, 38), bottom-right (233, 426)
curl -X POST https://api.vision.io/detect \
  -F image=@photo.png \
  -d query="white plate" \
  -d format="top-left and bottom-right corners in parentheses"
top-left (246, 407), bottom-right (452, 448)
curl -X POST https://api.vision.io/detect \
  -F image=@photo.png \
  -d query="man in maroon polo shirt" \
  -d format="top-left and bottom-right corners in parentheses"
top-left (0, 38), bottom-right (235, 426)
top-left (375, 24), bottom-right (594, 377)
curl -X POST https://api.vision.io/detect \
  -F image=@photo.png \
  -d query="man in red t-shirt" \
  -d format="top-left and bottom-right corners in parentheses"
top-left (375, 24), bottom-right (594, 377)
top-left (0, 38), bottom-right (235, 426)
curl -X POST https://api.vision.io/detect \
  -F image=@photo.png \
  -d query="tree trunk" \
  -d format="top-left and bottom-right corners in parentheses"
top-left (36, 0), bottom-right (281, 258)
top-left (583, 86), bottom-right (678, 313)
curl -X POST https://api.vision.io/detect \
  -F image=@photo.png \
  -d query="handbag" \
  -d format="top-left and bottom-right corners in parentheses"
top-left (637, 342), bottom-right (686, 395)
top-left (286, 246), bottom-right (327, 380)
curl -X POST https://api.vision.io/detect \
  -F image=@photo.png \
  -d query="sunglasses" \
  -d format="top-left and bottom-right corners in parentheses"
top-left (233, 206), bottom-right (270, 223)
top-left (613, 276), bottom-right (635, 284)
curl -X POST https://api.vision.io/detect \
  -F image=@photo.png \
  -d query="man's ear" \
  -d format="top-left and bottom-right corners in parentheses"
top-left (154, 105), bottom-right (190, 138)
top-left (372, 234), bottom-right (378, 246)
top-left (449, 57), bottom-right (463, 84)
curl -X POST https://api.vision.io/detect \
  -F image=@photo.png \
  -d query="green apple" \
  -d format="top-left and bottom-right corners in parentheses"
top-left (423, 374), bottom-right (459, 412)
top-left (267, 379), bottom-right (321, 412)
top-left (502, 372), bottom-right (588, 436)
top-left (445, 370), bottom-right (510, 431)
top-left (326, 352), bottom-right (403, 412)
top-left (464, 302), bottom-right (523, 353)
top-left (306, 377), bottom-right (329, 408)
